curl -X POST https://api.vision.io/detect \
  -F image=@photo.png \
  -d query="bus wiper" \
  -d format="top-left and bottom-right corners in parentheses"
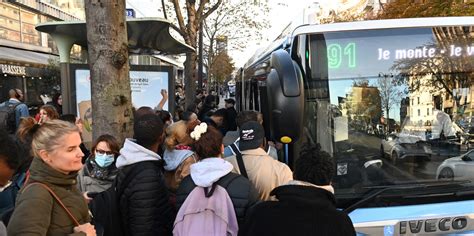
top-left (343, 180), bottom-right (470, 214)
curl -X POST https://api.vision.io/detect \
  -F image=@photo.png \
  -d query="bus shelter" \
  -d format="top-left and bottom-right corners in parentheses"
top-left (35, 17), bottom-right (194, 115)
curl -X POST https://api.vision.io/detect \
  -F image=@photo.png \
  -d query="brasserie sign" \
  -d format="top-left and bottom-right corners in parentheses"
top-left (1, 64), bottom-right (26, 76)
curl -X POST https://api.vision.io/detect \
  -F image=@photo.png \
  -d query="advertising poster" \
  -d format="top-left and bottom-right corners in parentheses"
top-left (75, 69), bottom-right (170, 143)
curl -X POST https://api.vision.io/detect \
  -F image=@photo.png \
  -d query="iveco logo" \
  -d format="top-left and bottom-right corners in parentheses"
top-left (400, 217), bottom-right (467, 234)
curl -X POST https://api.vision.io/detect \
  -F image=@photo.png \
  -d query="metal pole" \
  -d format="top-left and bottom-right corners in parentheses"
top-left (198, 22), bottom-right (203, 90)
top-left (60, 62), bottom-right (72, 114)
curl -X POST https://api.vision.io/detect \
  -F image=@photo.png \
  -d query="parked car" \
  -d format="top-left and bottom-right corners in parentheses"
top-left (380, 133), bottom-right (431, 164)
top-left (436, 150), bottom-right (474, 180)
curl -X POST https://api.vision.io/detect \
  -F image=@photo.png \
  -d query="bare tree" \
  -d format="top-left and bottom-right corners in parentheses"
top-left (377, 74), bottom-right (402, 132)
top-left (169, 0), bottom-right (223, 107)
top-left (84, 0), bottom-right (133, 143)
top-left (202, 0), bottom-right (269, 81)
top-left (392, 26), bottom-right (474, 97)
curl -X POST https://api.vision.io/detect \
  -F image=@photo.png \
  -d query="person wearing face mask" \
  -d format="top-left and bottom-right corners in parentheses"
top-left (77, 134), bottom-right (120, 195)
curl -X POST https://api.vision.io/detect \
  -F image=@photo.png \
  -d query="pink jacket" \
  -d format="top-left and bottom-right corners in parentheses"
top-left (173, 185), bottom-right (238, 236)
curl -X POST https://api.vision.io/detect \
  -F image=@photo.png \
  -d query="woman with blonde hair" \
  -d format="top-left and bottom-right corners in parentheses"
top-left (163, 120), bottom-right (200, 192)
top-left (7, 119), bottom-right (96, 236)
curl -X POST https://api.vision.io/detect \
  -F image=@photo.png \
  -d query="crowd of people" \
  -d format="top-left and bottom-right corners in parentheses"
top-left (0, 88), bottom-right (356, 236)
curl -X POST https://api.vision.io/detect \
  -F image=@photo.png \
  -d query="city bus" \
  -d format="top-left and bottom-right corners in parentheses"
top-left (236, 17), bottom-right (474, 235)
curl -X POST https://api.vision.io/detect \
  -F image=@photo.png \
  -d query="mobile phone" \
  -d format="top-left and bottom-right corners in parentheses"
top-left (87, 192), bottom-right (99, 198)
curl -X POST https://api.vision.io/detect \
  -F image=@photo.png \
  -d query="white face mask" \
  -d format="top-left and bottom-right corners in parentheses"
top-left (0, 180), bottom-right (13, 192)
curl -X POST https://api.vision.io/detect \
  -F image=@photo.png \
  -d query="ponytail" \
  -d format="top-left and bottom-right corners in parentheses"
top-left (16, 117), bottom-right (39, 144)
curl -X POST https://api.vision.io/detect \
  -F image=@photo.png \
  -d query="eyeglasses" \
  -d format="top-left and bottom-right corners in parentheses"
top-left (95, 149), bottom-right (115, 155)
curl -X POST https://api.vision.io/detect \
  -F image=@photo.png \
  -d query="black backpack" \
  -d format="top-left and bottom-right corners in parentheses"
top-left (0, 102), bottom-right (21, 134)
top-left (89, 161), bottom-right (159, 236)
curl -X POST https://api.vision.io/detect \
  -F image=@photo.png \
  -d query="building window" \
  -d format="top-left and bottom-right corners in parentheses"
top-left (427, 108), bottom-right (430, 116)
top-left (417, 97), bottom-right (420, 104)
top-left (0, 16), bottom-right (21, 31)
top-left (0, 28), bottom-right (21, 42)
top-left (20, 10), bottom-right (38, 24)
top-left (0, 4), bottom-right (42, 45)
top-left (418, 109), bottom-right (421, 116)
top-left (22, 34), bottom-right (40, 46)
top-left (1, 4), bottom-right (20, 20)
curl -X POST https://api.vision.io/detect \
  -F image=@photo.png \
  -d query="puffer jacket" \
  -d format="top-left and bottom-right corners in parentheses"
top-left (7, 157), bottom-right (91, 236)
top-left (115, 139), bottom-right (175, 236)
top-left (176, 172), bottom-right (258, 225)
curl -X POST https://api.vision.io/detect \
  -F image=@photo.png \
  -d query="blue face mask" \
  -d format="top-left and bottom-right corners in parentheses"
top-left (94, 153), bottom-right (115, 168)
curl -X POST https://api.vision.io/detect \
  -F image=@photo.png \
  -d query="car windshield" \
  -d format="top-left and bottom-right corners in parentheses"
top-left (302, 26), bottom-right (474, 200)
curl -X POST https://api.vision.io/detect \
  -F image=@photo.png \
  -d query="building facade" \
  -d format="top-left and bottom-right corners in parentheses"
top-left (0, 0), bottom-right (84, 112)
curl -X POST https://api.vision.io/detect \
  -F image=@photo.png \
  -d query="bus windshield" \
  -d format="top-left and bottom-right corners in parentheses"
top-left (304, 25), bottom-right (474, 198)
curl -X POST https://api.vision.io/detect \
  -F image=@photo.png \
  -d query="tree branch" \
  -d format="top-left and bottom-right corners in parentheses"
top-left (200, 0), bottom-right (223, 24)
top-left (170, 0), bottom-right (186, 37)
top-left (196, 0), bottom-right (209, 22)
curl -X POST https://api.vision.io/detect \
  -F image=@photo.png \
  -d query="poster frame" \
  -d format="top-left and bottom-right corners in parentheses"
top-left (69, 63), bottom-right (176, 116)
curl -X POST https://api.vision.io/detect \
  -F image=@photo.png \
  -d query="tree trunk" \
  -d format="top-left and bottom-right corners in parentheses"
top-left (386, 107), bottom-right (390, 133)
top-left (184, 22), bottom-right (198, 108)
top-left (84, 0), bottom-right (133, 144)
top-left (184, 52), bottom-right (197, 108)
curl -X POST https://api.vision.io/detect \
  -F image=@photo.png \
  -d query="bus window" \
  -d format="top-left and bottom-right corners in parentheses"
top-left (305, 25), bottom-right (474, 193)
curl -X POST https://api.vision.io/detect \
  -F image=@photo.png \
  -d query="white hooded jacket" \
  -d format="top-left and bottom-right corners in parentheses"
top-left (116, 139), bottom-right (162, 169)
top-left (190, 158), bottom-right (234, 188)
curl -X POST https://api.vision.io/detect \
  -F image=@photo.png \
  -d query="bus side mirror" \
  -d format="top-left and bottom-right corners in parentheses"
top-left (266, 49), bottom-right (304, 143)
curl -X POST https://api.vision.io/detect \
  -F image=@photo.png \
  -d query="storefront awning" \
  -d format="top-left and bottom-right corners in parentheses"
top-left (35, 17), bottom-right (195, 55)
top-left (0, 46), bottom-right (57, 66)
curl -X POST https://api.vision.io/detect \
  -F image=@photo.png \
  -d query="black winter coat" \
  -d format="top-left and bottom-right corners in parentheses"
top-left (116, 161), bottom-right (175, 236)
top-left (176, 172), bottom-right (258, 225)
top-left (239, 185), bottom-right (356, 236)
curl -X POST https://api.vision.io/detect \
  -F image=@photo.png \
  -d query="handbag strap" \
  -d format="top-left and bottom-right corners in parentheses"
top-left (235, 152), bottom-right (248, 179)
top-left (23, 182), bottom-right (80, 226)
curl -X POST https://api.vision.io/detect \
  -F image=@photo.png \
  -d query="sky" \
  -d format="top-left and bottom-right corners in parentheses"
top-left (231, 0), bottom-right (313, 67)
